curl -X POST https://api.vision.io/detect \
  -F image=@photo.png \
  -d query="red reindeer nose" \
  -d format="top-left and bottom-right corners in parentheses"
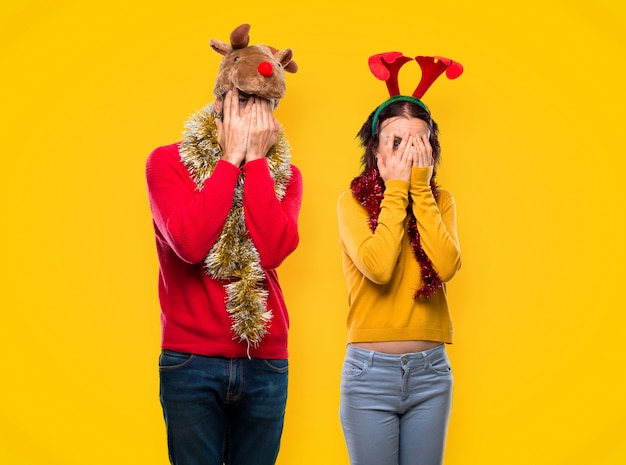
top-left (258, 61), bottom-right (273, 77)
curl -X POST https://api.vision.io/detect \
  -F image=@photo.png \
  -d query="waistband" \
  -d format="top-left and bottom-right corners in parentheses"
top-left (345, 343), bottom-right (446, 367)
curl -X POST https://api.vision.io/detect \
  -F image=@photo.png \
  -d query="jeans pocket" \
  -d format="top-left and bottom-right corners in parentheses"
top-left (159, 350), bottom-right (194, 370)
top-left (263, 359), bottom-right (289, 373)
top-left (341, 359), bottom-right (366, 379)
top-left (428, 355), bottom-right (452, 375)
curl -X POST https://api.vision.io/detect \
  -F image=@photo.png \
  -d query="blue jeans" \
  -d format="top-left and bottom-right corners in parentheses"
top-left (159, 350), bottom-right (289, 465)
top-left (340, 344), bottom-right (453, 465)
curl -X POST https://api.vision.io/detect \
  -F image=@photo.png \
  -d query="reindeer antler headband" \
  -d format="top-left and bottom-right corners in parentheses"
top-left (369, 52), bottom-right (463, 134)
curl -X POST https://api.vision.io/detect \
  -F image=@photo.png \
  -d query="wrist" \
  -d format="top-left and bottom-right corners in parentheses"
top-left (245, 153), bottom-right (265, 162)
top-left (384, 179), bottom-right (410, 192)
top-left (222, 151), bottom-right (245, 166)
top-left (411, 166), bottom-right (434, 184)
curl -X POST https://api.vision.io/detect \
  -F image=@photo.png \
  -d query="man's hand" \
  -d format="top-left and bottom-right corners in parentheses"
top-left (245, 97), bottom-right (279, 163)
top-left (216, 89), bottom-right (251, 167)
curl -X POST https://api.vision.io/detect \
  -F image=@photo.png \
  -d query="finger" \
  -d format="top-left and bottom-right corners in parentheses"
top-left (267, 102), bottom-right (278, 133)
top-left (409, 143), bottom-right (418, 164)
top-left (410, 136), bottom-right (421, 162)
top-left (231, 89), bottom-right (242, 120)
top-left (398, 132), bottom-right (410, 151)
top-left (413, 136), bottom-right (432, 167)
top-left (376, 151), bottom-right (386, 171)
top-left (413, 133), bottom-right (424, 150)
top-left (396, 132), bottom-right (411, 160)
top-left (415, 136), bottom-right (428, 166)
top-left (216, 118), bottom-right (223, 140)
top-left (412, 146), bottom-right (422, 167)
top-left (244, 104), bottom-right (258, 157)
top-left (414, 144), bottom-right (427, 167)
top-left (413, 136), bottom-right (424, 154)
top-left (399, 135), bottom-right (413, 161)
top-left (417, 134), bottom-right (431, 152)
top-left (243, 93), bottom-right (254, 118)
top-left (257, 98), bottom-right (271, 129)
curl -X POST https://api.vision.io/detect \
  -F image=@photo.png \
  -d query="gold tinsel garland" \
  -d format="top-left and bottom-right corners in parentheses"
top-left (179, 103), bottom-right (292, 349)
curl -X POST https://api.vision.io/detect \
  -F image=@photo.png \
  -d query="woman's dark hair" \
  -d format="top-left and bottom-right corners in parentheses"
top-left (357, 100), bottom-right (441, 173)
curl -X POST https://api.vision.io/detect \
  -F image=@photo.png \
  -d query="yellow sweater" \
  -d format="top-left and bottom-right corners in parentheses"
top-left (337, 166), bottom-right (462, 344)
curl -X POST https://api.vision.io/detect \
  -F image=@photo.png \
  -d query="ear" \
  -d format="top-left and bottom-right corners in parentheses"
top-left (270, 47), bottom-right (298, 73)
top-left (210, 39), bottom-right (232, 56)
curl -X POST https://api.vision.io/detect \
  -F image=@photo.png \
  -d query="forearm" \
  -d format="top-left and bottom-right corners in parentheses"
top-left (410, 167), bottom-right (462, 281)
top-left (147, 150), bottom-right (241, 263)
top-left (338, 181), bottom-right (409, 284)
top-left (243, 160), bottom-right (302, 268)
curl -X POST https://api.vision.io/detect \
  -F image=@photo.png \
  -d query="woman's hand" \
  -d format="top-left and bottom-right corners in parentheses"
top-left (412, 133), bottom-right (434, 168)
top-left (377, 131), bottom-right (415, 183)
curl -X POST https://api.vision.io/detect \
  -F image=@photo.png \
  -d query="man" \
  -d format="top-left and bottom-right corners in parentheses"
top-left (145, 24), bottom-right (302, 465)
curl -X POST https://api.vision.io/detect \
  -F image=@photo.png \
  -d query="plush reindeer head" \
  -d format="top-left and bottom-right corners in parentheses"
top-left (210, 24), bottom-right (298, 101)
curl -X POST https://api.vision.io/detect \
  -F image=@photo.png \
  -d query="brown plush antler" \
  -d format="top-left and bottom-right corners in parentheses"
top-left (230, 23), bottom-right (250, 49)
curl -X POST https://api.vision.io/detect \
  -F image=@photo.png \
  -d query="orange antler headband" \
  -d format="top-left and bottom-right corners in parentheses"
top-left (369, 52), bottom-right (463, 134)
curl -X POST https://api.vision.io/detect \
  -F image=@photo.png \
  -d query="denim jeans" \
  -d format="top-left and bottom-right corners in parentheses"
top-left (159, 350), bottom-right (289, 465)
top-left (340, 344), bottom-right (453, 465)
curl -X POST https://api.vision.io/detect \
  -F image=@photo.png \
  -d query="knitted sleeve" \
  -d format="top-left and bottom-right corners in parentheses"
top-left (409, 166), bottom-right (462, 282)
top-left (146, 144), bottom-right (241, 264)
top-left (242, 158), bottom-right (303, 269)
top-left (337, 180), bottom-right (410, 284)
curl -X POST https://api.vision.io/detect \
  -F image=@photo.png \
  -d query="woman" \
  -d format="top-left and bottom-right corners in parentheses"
top-left (337, 92), bottom-right (462, 465)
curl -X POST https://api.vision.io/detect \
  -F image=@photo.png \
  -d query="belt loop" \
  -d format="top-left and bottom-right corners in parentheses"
top-left (368, 350), bottom-right (375, 368)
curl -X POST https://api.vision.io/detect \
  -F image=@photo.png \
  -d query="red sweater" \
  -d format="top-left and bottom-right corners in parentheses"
top-left (146, 142), bottom-right (303, 359)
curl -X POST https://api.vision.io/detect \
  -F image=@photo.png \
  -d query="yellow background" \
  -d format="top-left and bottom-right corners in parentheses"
top-left (1, 0), bottom-right (625, 463)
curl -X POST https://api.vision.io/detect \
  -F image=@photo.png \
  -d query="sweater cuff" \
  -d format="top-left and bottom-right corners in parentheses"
top-left (384, 179), bottom-right (410, 196)
top-left (241, 157), bottom-right (269, 175)
top-left (383, 180), bottom-right (410, 211)
top-left (216, 159), bottom-right (243, 178)
top-left (410, 166), bottom-right (434, 187)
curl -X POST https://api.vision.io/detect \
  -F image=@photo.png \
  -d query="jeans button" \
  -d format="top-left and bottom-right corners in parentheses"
top-left (402, 356), bottom-right (408, 364)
